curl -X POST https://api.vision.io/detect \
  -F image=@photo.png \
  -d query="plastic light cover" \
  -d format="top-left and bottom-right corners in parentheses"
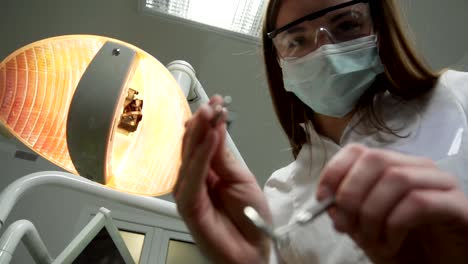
top-left (0, 35), bottom-right (191, 196)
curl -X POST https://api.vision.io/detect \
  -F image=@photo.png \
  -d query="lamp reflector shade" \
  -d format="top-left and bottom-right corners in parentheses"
top-left (0, 35), bottom-right (192, 196)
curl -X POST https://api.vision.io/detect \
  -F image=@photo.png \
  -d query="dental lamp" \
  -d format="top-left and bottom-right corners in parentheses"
top-left (0, 35), bottom-right (245, 197)
top-left (0, 35), bottom-right (246, 263)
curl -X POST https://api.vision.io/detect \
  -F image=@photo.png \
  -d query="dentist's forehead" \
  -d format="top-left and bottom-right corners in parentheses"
top-left (275, 0), bottom-right (348, 29)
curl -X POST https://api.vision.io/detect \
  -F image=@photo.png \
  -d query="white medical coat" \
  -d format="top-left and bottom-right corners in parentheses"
top-left (264, 70), bottom-right (468, 264)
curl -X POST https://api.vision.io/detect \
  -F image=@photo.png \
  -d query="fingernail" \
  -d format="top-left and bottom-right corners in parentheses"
top-left (210, 110), bottom-right (221, 128)
top-left (214, 104), bottom-right (223, 112)
top-left (208, 96), bottom-right (216, 106)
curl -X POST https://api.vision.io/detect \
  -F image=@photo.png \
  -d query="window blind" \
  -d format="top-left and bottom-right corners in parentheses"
top-left (145, 0), bottom-right (267, 37)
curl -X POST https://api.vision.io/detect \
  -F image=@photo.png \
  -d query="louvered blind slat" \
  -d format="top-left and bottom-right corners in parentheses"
top-left (145, 0), bottom-right (266, 37)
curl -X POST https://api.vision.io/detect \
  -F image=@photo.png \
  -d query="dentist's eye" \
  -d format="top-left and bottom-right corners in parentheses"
top-left (336, 21), bottom-right (363, 33)
top-left (287, 37), bottom-right (306, 49)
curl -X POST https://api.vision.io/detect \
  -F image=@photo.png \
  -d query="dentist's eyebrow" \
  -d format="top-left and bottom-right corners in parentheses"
top-left (285, 26), bottom-right (307, 35)
top-left (329, 10), bottom-right (364, 23)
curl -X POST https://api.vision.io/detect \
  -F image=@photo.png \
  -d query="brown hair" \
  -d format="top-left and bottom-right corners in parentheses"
top-left (262, 0), bottom-right (440, 158)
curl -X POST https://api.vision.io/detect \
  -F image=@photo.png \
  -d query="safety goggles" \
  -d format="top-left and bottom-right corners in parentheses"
top-left (268, 0), bottom-right (373, 59)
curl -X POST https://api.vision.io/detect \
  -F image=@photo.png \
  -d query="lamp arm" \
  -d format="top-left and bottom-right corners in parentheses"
top-left (0, 220), bottom-right (53, 264)
top-left (167, 60), bottom-right (248, 168)
top-left (0, 171), bottom-right (179, 230)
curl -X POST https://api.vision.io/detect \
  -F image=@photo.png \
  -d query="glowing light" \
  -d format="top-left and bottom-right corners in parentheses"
top-left (0, 35), bottom-right (191, 196)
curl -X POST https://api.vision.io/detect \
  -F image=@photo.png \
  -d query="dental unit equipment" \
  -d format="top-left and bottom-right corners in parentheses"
top-left (0, 38), bottom-right (245, 262)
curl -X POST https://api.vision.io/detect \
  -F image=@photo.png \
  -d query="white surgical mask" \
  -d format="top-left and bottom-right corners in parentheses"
top-left (280, 35), bottom-right (384, 118)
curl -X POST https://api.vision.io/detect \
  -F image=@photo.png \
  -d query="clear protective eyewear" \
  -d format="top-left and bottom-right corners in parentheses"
top-left (268, 0), bottom-right (373, 59)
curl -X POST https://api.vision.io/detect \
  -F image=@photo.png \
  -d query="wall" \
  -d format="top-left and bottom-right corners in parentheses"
top-left (400, 0), bottom-right (468, 71)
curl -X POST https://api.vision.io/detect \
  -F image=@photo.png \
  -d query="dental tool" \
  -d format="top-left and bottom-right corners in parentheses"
top-left (244, 196), bottom-right (335, 243)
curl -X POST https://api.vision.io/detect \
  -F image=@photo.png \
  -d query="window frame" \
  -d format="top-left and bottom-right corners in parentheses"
top-left (75, 205), bottom-right (209, 264)
top-left (138, 0), bottom-right (263, 45)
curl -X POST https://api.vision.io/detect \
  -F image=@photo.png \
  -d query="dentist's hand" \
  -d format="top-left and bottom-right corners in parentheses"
top-left (317, 144), bottom-right (468, 264)
top-left (174, 95), bottom-right (271, 264)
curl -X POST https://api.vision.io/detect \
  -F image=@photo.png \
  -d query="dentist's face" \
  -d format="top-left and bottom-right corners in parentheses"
top-left (273, 0), bottom-right (373, 58)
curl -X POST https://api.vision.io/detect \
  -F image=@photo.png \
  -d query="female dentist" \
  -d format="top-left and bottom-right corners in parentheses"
top-left (174, 0), bottom-right (468, 263)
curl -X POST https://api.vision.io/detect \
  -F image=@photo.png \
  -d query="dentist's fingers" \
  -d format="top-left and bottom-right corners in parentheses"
top-left (384, 189), bottom-right (467, 257)
top-left (175, 128), bottom-right (219, 217)
top-left (176, 95), bottom-right (226, 196)
top-left (206, 97), bottom-right (249, 183)
top-left (182, 118), bottom-right (195, 161)
top-left (358, 166), bottom-right (457, 244)
top-left (318, 144), bottom-right (434, 203)
top-left (317, 144), bottom-right (366, 200)
top-left (182, 95), bottom-right (224, 160)
top-left (185, 105), bottom-right (215, 159)
top-left (317, 144), bottom-right (435, 232)
top-left (209, 94), bottom-right (224, 107)
top-left (184, 101), bottom-right (225, 162)
top-left (176, 117), bottom-right (196, 195)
